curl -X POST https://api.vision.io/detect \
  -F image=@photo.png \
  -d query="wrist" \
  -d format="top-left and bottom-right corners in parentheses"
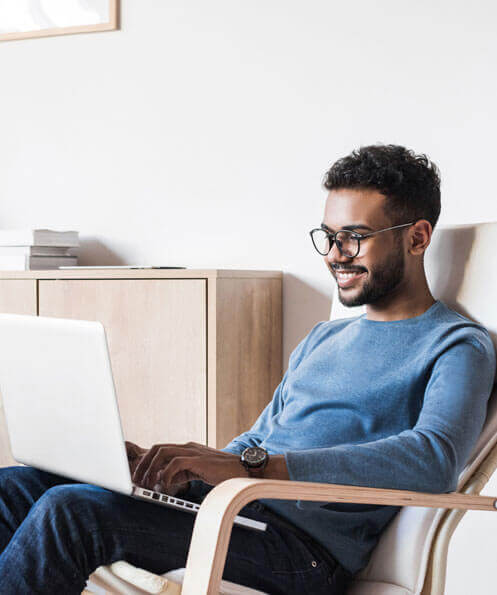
top-left (263, 454), bottom-right (290, 480)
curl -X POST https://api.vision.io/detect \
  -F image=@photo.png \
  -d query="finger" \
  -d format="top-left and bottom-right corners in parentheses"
top-left (125, 441), bottom-right (146, 461)
top-left (125, 441), bottom-right (138, 456)
top-left (141, 447), bottom-right (170, 489)
top-left (157, 457), bottom-right (199, 493)
top-left (141, 446), bottom-right (202, 489)
top-left (132, 442), bottom-right (224, 476)
top-left (134, 445), bottom-right (186, 486)
top-left (129, 453), bottom-right (146, 475)
top-left (133, 443), bottom-right (167, 485)
top-left (133, 444), bottom-right (202, 486)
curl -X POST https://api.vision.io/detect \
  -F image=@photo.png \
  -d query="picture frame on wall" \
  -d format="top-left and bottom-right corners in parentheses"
top-left (0, 0), bottom-right (119, 42)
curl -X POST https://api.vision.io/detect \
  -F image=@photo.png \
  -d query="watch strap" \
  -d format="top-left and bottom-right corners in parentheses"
top-left (245, 456), bottom-right (268, 478)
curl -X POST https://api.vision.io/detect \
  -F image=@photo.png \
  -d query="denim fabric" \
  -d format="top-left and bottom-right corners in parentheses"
top-left (0, 467), bottom-right (352, 594)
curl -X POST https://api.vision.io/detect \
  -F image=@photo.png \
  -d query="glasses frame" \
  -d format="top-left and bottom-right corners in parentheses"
top-left (309, 221), bottom-right (416, 258)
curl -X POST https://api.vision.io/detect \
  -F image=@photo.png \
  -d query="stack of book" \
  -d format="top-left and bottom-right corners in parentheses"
top-left (0, 229), bottom-right (79, 270)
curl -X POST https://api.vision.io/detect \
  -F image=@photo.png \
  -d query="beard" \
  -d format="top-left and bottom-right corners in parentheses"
top-left (337, 240), bottom-right (405, 308)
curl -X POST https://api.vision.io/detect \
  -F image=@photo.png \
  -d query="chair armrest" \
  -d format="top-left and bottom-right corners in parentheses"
top-left (181, 477), bottom-right (497, 594)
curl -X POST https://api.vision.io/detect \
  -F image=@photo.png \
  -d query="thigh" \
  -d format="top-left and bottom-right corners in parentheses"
top-left (1, 476), bottom-right (344, 595)
top-left (0, 466), bottom-right (76, 551)
top-left (171, 481), bottom-right (342, 594)
top-left (23, 482), bottom-right (277, 589)
top-left (222, 503), bottom-right (340, 595)
top-left (23, 482), bottom-right (334, 594)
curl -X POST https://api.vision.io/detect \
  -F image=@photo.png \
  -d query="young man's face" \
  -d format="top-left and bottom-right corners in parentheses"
top-left (322, 188), bottom-right (408, 308)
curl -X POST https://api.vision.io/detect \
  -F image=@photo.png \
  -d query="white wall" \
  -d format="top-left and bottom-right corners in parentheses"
top-left (1, 1), bottom-right (497, 591)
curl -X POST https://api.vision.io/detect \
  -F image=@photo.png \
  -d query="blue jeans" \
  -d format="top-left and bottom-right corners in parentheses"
top-left (0, 466), bottom-right (352, 594)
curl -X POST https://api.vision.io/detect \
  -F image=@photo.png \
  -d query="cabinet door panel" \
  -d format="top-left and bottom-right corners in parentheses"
top-left (39, 280), bottom-right (206, 448)
top-left (0, 280), bottom-right (38, 467)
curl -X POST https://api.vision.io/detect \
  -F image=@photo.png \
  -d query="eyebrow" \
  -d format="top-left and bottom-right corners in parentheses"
top-left (320, 223), bottom-right (374, 233)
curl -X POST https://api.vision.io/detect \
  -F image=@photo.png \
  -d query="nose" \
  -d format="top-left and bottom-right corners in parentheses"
top-left (325, 240), bottom-right (352, 266)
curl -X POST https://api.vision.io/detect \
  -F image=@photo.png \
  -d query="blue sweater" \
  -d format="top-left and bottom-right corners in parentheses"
top-left (221, 300), bottom-right (496, 574)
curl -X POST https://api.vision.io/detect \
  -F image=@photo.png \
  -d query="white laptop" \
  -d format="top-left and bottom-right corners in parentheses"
top-left (0, 313), bottom-right (266, 533)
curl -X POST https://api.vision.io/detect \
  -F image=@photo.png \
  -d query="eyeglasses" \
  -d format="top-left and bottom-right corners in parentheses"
top-left (309, 222), bottom-right (416, 258)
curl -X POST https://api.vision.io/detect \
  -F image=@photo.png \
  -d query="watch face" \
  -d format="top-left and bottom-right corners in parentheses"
top-left (242, 446), bottom-right (267, 466)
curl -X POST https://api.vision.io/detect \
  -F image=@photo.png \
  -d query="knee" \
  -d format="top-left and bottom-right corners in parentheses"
top-left (25, 486), bottom-right (93, 547)
top-left (0, 466), bottom-right (21, 482)
top-left (34, 484), bottom-right (121, 529)
top-left (0, 465), bottom-right (44, 496)
top-left (37, 484), bottom-right (101, 513)
top-left (0, 465), bottom-right (37, 481)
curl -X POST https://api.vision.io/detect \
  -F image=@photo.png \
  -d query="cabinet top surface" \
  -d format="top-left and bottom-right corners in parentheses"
top-left (0, 269), bottom-right (282, 280)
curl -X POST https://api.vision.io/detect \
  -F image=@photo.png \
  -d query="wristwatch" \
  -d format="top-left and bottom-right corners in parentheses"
top-left (240, 446), bottom-right (269, 478)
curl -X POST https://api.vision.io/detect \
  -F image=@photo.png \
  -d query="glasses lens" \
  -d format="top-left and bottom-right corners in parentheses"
top-left (311, 229), bottom-right (331, 255)
top-left (336, 231), bottom-right (359, 257)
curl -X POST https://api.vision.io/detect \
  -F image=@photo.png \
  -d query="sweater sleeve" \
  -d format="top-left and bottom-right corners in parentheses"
top-left (219, 374), bottom-right (287, 454)
top-left (285, 336), bottom-right (496, 495)
top-left (220, 322), bottom-right (327, 454)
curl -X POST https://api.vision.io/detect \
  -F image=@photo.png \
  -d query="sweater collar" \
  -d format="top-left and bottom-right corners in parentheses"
top-left (358, 299), bottom-right (442, 326)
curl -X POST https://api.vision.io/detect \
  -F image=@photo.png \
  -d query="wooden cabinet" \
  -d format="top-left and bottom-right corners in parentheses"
top-left (38, 279), bottom-right (207, 447)
top-left (0, 280), bottom-right (37, 314)
top-left (0, 270), bottom-right (282, 468)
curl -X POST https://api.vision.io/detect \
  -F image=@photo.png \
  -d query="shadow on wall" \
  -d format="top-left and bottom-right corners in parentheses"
top-left (78, 238), bottom-right (127, 266)
top-left (426, 224), bottom-right (497, 350)
top-left (282, 273), bottom-right (333, 370)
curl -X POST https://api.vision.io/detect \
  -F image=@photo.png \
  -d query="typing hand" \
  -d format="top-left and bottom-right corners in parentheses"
top-left (131, 441), bottom-right (245, 496)
top-left (126, 440), bottom-right (192, 496)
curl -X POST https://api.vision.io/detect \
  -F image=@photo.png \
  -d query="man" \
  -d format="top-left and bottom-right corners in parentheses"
top-left (0, 144), bottom-right (494, 594)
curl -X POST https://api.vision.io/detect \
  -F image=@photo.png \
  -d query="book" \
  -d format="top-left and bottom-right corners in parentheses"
top-left (0, 246), bottom-right (77, 257)
top-left (0, 229), bottom-right (79, 247)
top-left (58, 265), bottom-right (186, 269)
top-left (0, 255), bottom-right (78, 270)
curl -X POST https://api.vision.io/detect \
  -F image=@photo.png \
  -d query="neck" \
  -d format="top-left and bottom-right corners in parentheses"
top-left (365, 276), bottom-right (435, 322)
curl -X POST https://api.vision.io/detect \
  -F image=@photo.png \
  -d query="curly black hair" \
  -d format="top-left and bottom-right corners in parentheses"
top-left (323, 144), bottom-right (441, 232)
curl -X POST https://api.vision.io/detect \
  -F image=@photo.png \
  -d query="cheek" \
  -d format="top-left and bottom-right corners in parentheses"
top-left (358, 243), bottom-right (386, 269)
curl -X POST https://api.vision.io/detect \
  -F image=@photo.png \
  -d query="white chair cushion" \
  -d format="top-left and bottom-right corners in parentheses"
top-left (347, 582), bottom-right (412, 595)
top-left (163, 570), bottom-right (411, 595)
top-left (88, 565), bottom-right (267, 594)
top-left (163, 568), bottom-right (268, 594)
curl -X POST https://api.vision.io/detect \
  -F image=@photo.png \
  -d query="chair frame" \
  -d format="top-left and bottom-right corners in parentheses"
top-left (178, 439), bottom-right (497, 595)
top-left (419, 439), bottom-right (497, 594)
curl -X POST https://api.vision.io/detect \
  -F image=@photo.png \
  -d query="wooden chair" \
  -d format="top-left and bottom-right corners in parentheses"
top-left (87, 222), bottom-right (497, 595)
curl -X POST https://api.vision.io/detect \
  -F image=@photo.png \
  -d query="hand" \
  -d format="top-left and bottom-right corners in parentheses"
top-left (125, 441), bottom-right (148, 476)
top-left (126, 441), bottom-right (189, 496)
top-left (132, 441), bottom-right (248, 495)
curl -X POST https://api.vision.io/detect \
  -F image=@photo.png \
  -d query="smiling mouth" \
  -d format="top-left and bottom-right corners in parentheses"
top-left (334, 270), bottom-right (366, 288)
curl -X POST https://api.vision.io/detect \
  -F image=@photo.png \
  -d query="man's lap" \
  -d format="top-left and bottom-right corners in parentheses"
top-left (0, 466), bottom-right (345, 594)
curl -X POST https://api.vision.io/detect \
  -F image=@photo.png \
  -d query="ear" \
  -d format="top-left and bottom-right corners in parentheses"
top-left (408, 220), bottom-right (432, 256)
